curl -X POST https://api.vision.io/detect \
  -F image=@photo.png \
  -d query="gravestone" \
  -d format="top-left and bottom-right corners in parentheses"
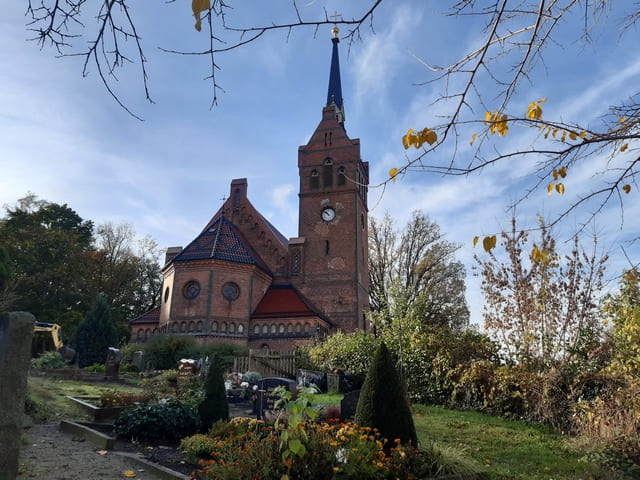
top-left (340, 389), bottom-right (361, 422)
top-left (0, 312), bottom-right (35, 480)
top-left (177, 359), bottom-right (198, 386)
top-left (255, 377), bottom-right (297, 420)
top-left (131, 350), bottom-right (145, 372)
top-left (297, 369), bottom-right (327, 392)
top-left (104, 347), bottom-right (120, 379)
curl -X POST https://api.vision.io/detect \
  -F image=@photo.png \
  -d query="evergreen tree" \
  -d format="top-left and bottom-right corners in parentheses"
top-left (75, 294), bottom-right (119, 367)
top-left (198, 360), bottom-right (229, 431)
top-left (354, 342), bottom-right (417, 449)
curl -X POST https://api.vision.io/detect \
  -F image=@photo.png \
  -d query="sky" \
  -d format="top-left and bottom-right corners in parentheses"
top-left (1, 1), bottom-right (639, 326)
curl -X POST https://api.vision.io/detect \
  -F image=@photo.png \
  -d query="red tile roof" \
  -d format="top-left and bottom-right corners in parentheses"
top-left (251, 285), bottom-right (329, 322)
top-left (129, 306), bottom-right (160, 325)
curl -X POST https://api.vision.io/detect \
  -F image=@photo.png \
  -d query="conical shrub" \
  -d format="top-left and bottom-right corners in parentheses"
top-left (354, 342), bottom-right (417, 448)
top-left (198, 361), bottom-right (229, 431)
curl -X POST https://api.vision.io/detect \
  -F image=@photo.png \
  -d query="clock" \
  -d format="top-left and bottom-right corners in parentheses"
top-left (321, 207), bottom-right (336, 222)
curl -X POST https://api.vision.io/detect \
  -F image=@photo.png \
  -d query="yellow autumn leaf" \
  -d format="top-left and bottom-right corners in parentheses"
top-left (497, 115), bottom-right (509, 136)
top-left (192, 0), bottom-right (210, 32)
top-left (548, 183), bottom-right (554, 195)
top-left (551, 128), bottom-right (557, 138)
top-left (620, 117), bottom-right (627, 123)
top-left (402, 129), bottom-right (414, 149)
top-left (389, 168), bottom-right (398, 183)
top-left (470, 133), bottom-right (477, 146)
top-left (569, 131), bottom-right (577, 140)
top-left (558, 166), bottom-right (567, 178)
top-left (623, 184), bottom-right (631, 194)
top-left (621, 143), bottom-right (629, 152)
top-left (579, 130), bottom-right (587, 139)
top-left (561, 130), bottom-right (567, 142)
top-left (425, 129), bottom-right (437, 145)
top-left (123, 471), bottom-right (137, 478)
top-left (552, 170), bottom-right (558, 180)
top-left (473, 236), bottom-right (479, 247)
top-left (532, 246), bottom-right (541, 262)
top-left (556, 182), bottom-right (565, 195)
top-left (482, 235), bottom-right (497, 253)
top-left (484, 111), bottom-right (491, 124)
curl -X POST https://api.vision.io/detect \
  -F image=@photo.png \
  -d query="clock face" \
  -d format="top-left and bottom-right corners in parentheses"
top-left (321, 207), bottom-right (336, 222)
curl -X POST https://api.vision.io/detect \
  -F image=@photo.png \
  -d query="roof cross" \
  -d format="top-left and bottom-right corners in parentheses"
top-left (329, 11), bottom-right (342, 23)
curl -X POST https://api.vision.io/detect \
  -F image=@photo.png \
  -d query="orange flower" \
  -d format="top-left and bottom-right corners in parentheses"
top-left (284, 457), bottom-right (292, 467)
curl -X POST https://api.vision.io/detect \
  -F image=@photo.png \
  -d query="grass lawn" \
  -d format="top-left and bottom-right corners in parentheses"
top-left (412, 404), bottom-right (624, 480)
top-left (27, 375), bottom-right (142, 420)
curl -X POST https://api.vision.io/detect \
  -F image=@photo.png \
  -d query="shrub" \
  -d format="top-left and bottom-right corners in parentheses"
top-left (308, 330), bottom-right (380, 377)
top-left (99, 389), bottom-right (151, 407)
top-left (31, 351), bottom-right (68, 369)
top-left (142, 334), bottom-right (196, 370)
top-left (354, 342), bottom-right (417, 448)
top-left (198, 361), bottom-right (228, 431)
top-left (242, 371), bottom-right (261, 384)
top-left (179, 434), bottom-right (219, 464)
top-left (114, 400), bottom-right (200, 442)
top-left (83, 363), bottom-right (106, 373)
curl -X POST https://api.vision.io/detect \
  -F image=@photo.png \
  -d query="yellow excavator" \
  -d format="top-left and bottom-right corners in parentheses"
top-left (32, 322), bottom-right (75, 360)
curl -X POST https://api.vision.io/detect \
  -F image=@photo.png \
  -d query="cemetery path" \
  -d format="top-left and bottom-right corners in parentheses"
top-left (19, 421), bottom-right (168, 480)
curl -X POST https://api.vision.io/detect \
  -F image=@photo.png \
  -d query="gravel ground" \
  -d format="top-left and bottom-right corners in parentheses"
top-left (19, 421), bottom-right (170, 480)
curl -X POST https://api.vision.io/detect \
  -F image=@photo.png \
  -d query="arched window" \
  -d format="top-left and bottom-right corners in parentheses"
top-left (270, 324), bottom-right (276, 334)
top-left (238, 323), bottom-right (245, 334)
top-left (172, 322), bottom-right (179, 333)
top-left (295, 323), bottom-right (302, 333)
top-left (164, 286), bottom-right (170, 303)
top-left (254, 324), bottom-right (260, 334)
top-left (310, 169), bottom-right (319, 190)
top-left (287, 324), bottom-right (293, 333)
top-left (323, 158), bottom-right (333, 188)
top-left (337, 166), bottom-right (346, 186)
top-left (145, 329), bottom-right (150, 339)
top-left (137, 329), bottom-right (143, 340)
top-left (212, 321), bottom-right (219, 332)
top-left (304, 323), bottom-right (311, 333)
top-left (229, 322), bottom-right (236, 334)
top-left (278, 324), bottom-right (285, 334)
top-left (292, 250), bottom-right (300, 274)
top-left (262, 324), bottom-right (268, 334)
top-left (196, 321), bottom-right (203, 333)
top-left (180, 321), bottom-right (187, 333)
top-left (221, 322), bottom-right (227, 333)
top-left (152, 328), bottom-right (158, 335)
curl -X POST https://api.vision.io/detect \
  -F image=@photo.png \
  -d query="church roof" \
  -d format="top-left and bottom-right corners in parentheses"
top-left (326, 35), bottom-right (344, 112)
top-left (172, 215), bottom-right (271, 272)
top-left (129, 306), bottom-right (160, 325)
top-left (251, 284), bottom-right (331, 323)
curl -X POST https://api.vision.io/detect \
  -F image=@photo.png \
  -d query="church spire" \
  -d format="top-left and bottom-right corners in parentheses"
top-left (326, 25), bottom-right (345, 125)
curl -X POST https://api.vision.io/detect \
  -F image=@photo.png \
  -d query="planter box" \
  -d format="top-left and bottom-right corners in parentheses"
top-left (67, 396), bottom-right (125, 422)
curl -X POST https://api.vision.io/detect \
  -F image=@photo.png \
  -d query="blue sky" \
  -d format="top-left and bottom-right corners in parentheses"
top-left (1, 2), bottom-right (638, 326)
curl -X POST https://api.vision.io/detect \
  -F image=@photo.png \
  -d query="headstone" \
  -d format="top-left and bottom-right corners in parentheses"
top-left (131, 350), bottom-right (145, 372)
top-left (0, 312), bottom-right (36, 480)
top-left (104, 347), bottom-right (120, 379)
top-left (254, 377), bottom-right (297, 420)
top-left (296, 369), bottom-right (327, 392)
top-left (177, 359), bottom-right (198, 386)
top-left (340, 389), bottom-right (361, 422)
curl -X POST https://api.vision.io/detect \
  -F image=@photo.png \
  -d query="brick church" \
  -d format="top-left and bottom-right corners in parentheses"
top-left (130, 28), bottom-right (370, 350)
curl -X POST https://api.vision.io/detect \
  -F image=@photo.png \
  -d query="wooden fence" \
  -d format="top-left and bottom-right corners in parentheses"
top-left (232, 350), bottom-right (296, 378)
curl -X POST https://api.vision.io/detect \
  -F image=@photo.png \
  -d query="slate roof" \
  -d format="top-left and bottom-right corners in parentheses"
top-left (251, 284), bottom-right (331, 324)
top-left (129, 306), bottom-right (160, 325)
top-left (171, 215), bottom-right (271, 273)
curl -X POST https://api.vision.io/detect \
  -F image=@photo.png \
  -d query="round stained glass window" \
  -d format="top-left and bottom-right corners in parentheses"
top-left (222, 282), bottom-right (240, 301)
top-left (183, 280), bottom-right (201, 300)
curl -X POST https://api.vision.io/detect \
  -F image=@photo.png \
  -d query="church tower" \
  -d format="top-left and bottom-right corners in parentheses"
top-left (291, 26), bottom-right (370, 332)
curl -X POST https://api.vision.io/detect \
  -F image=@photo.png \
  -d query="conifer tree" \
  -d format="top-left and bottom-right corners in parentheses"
top-left (198, 361), bottom-right (229, 431)
top-left (354, 342), bottom-right (417, 449)
top-left (75, 294), bottom-right (119, 367)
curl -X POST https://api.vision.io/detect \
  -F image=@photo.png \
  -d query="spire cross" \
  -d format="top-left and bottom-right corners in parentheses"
top-left (329, 11), bottom-right (342, 23)
top-left (220, 194), bottom-right (227, 202)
